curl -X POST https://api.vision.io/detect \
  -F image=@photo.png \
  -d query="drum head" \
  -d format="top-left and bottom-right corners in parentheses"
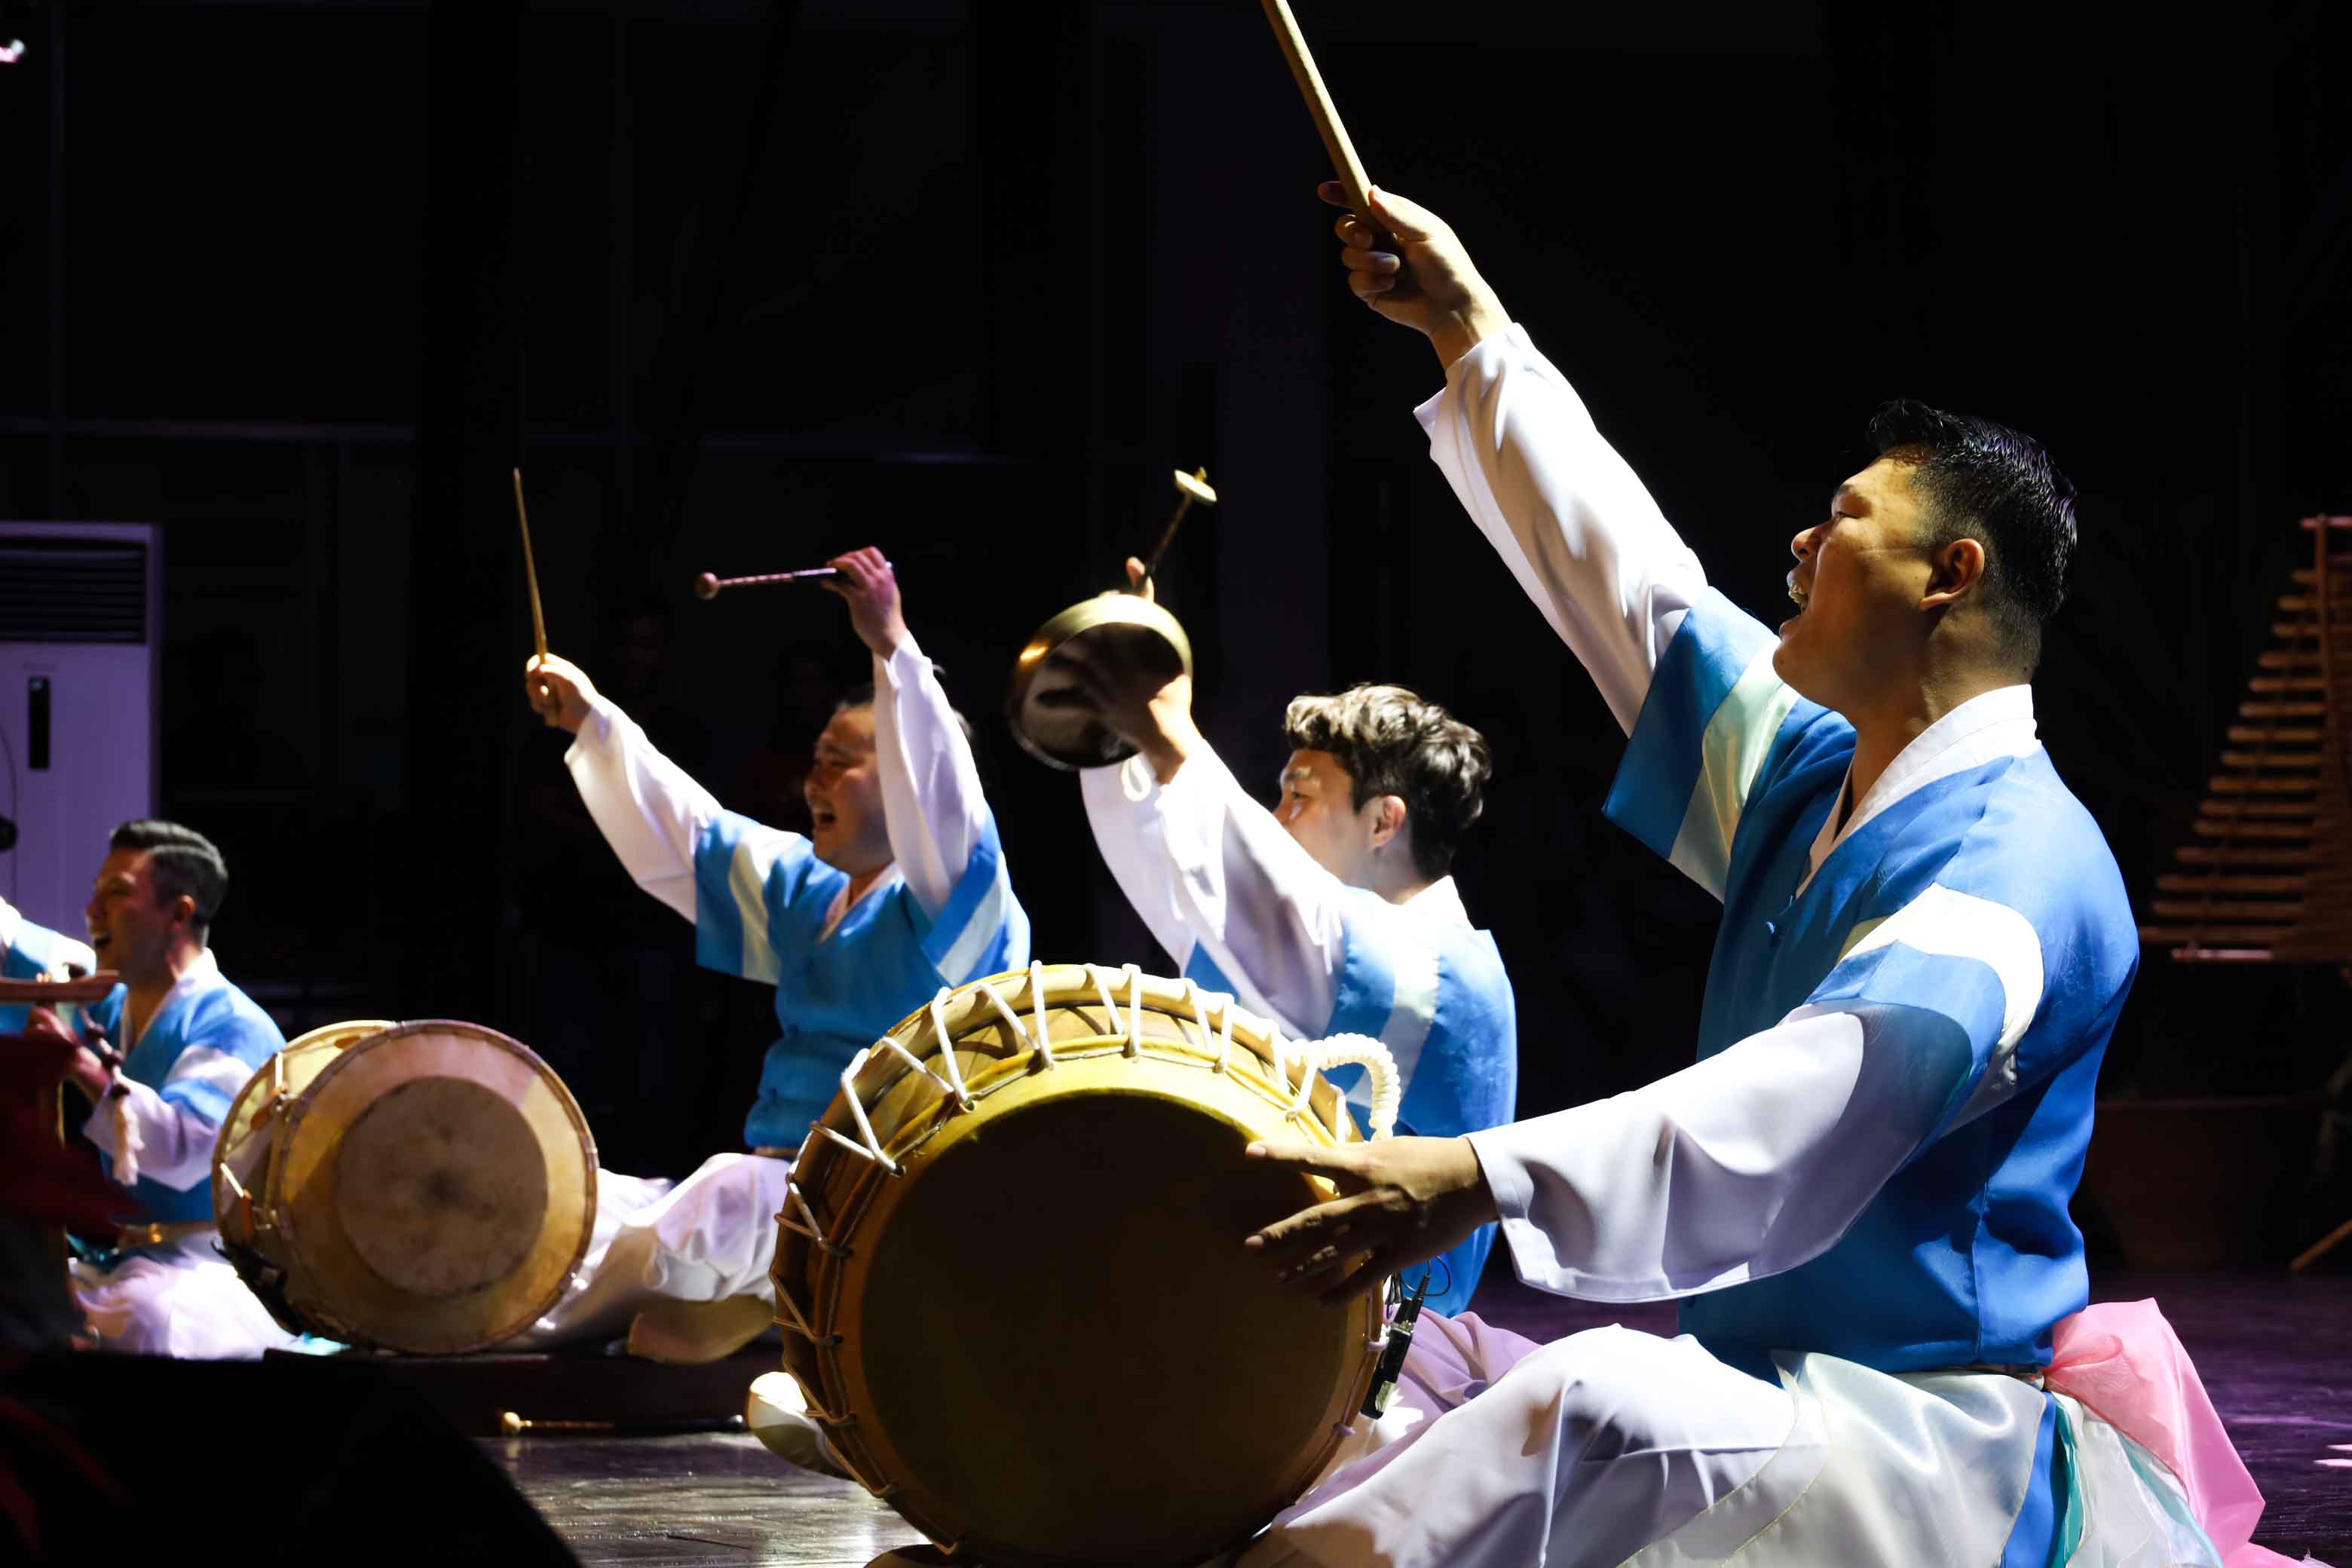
top-left (822, 1051), bottom-right (1376, 1567)
top-left (1006, 595), bottom-right (1193, 770)
top-left (270, 1021), bottom-right (596, 1353)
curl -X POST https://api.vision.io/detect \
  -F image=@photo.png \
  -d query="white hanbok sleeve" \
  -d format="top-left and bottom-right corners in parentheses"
top-left (871, 633), bottom-right (991, 921)
top-left (1468, 876), bottom-right (2052, 1302)
top-left (1417, 323), bottom-right (1711, 733)
top-left (91, 1060), bottom-right (248, 1192)
top-left (1080, 746), bottom-right (1347, 1038)
top-left (563, 695), bottom-right (724, 922)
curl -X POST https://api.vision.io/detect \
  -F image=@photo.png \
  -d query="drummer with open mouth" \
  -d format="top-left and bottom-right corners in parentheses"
top-left (6, 822), bottom-right (298, 1358)
top-left (520, 547), bottom-right (1031, 1366)
top-left (1067, 562), bottom-right (1517, 1318)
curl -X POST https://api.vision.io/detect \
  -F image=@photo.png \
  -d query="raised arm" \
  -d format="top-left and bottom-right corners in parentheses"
top-left (1328, 185), bottom-right (1710, 731)
top-left (831, 548), bottom-right (991, 922)
top-left (528, 652), bottom-right (727, 921)
top-left (1081, 746), bottom-right (1350, 1038)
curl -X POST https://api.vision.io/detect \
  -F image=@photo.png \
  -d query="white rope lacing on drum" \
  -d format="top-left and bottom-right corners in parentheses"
top-left (776, 1179), bottom-right (843, 1258)
top-left (923, 991), bottom-right (979, 1113)
top-left (817, 1046), bottom-right (905, 1175)
top-left (970, 975), bottom-right (1034, 1060)
top-left (1277, 1033), bottom-right (1312, 1125)
top-left (1080, 963), bottom-right (1123, 1054)
top-left (1027, 961), bottom-right (1056, 1068)
top-left (1122, 963), bottom-right (1147, 1056)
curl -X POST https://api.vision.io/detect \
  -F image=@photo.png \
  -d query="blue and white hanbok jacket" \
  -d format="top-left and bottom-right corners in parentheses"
top-left (1426, 325), bottom-right (2136, 1380)
top-left (567, 636), bottom-right (1031, 1153)
top-left (1083, 748), bottom-right (1517, 1317)
top-left (1417, 326), bottom-right (2147, 1566)
top-left (7, 902), bottom-right (283, 1228)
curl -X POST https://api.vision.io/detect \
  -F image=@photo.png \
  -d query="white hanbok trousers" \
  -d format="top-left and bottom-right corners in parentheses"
top-left (1245, 1315), bottom-right (1791, 1567)
top-left (69, 1233), bottom-right (302, 1360)
top-left (519, 1151), bottom-right (794, 1346)
top-left (1242, 1315), bottom-right (1790, 1568)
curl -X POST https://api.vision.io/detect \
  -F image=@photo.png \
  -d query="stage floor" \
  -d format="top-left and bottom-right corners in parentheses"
top-left (491, 1270), bottom-right (2351, 1566)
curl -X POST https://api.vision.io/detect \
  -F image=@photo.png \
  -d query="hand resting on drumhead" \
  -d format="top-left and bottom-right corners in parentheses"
top-left (523, 652), bottom-right (596, 733)
top-left (1243, 1133), bottom-right (1500, 1307)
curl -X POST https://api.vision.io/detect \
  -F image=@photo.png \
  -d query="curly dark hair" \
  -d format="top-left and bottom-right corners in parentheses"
top-left (1282, 684), bottom-right (1492, 881)
top-left (1867, 399), bottom-right (2078, 671)
top-left (109, 819), bottom-right (229, 942)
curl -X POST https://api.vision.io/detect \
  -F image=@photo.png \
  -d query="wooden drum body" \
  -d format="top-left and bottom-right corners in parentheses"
top-left (212, 1019), bottom-right (596, 1354)
top-left (774, 964), bottom-right (1398, 1567)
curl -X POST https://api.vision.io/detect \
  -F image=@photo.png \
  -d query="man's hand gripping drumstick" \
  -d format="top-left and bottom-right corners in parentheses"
top-left (524, 548), bottom-right (908, 733)
top-left (1322, 183), bottom-right (1512, 371)
top-left (1243, 1134), bottom-right (1500, 1307)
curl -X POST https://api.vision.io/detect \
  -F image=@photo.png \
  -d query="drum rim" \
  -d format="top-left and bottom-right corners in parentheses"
top-left (234, 1018), bottom-right (599, 1352)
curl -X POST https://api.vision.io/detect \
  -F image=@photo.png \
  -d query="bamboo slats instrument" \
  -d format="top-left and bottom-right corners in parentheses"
top-left (513, 467), bottom-right (548, 663)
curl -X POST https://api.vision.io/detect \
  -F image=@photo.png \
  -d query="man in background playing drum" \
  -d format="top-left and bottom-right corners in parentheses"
top-left (1072, 584), bottom-right (1516, 1318)
top-left (521, 547), bottom-right (1031, 1363)
top-left (8, 822), bottom-right (298, 1357)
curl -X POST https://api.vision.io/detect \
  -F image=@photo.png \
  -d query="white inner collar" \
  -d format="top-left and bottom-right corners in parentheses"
top-left (129, 946), bottom-right (222, 1049)
top-left (1799, 685), bottom-right (2041, 893)
top-left (1404, 875), bottom-right (1472, 929)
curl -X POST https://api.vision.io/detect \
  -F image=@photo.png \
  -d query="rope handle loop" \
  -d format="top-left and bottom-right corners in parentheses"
top-left (1297, 1032), bottom-right (1404, 1141)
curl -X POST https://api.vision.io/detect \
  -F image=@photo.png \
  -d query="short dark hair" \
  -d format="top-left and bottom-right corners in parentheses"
top-left (1867, 399), bottom-right (2078, 669)
top-left (1283, 684), bottom-right (1491, 881)
top-left (108, 819), bottom-right (229, 941)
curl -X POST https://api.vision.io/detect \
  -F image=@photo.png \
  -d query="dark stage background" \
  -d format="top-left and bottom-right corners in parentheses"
top-left (4, 2), bottom-right (2348, 1236)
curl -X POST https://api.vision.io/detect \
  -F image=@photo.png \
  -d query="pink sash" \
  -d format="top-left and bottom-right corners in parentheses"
top-left (2045, 1300), bottom-right (2307, 1567)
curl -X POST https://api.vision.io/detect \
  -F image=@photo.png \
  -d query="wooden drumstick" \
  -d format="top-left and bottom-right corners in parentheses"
top-left (501, 1410), bottom-right (615, 1435)
top-left (693, 566), bottom-right (841, 600)
top-left (513, 467), bottom-right (548, 663)
top-left (1259, 0), bottom-right (1372, 215)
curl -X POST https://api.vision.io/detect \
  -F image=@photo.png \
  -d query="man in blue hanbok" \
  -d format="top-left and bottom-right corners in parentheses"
top-left (1228, 186), bottom-right (2294, 1566)
top-left (8, 824), bottom-right (297, 1358)
top-left (521, 547), bottom-right (1031, 1361)
top-left (1074, 599), bottom-right (1516, 1317)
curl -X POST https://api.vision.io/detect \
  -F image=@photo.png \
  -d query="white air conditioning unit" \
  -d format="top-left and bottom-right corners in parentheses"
top-left (0, 522), bottom-right (160, 936)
